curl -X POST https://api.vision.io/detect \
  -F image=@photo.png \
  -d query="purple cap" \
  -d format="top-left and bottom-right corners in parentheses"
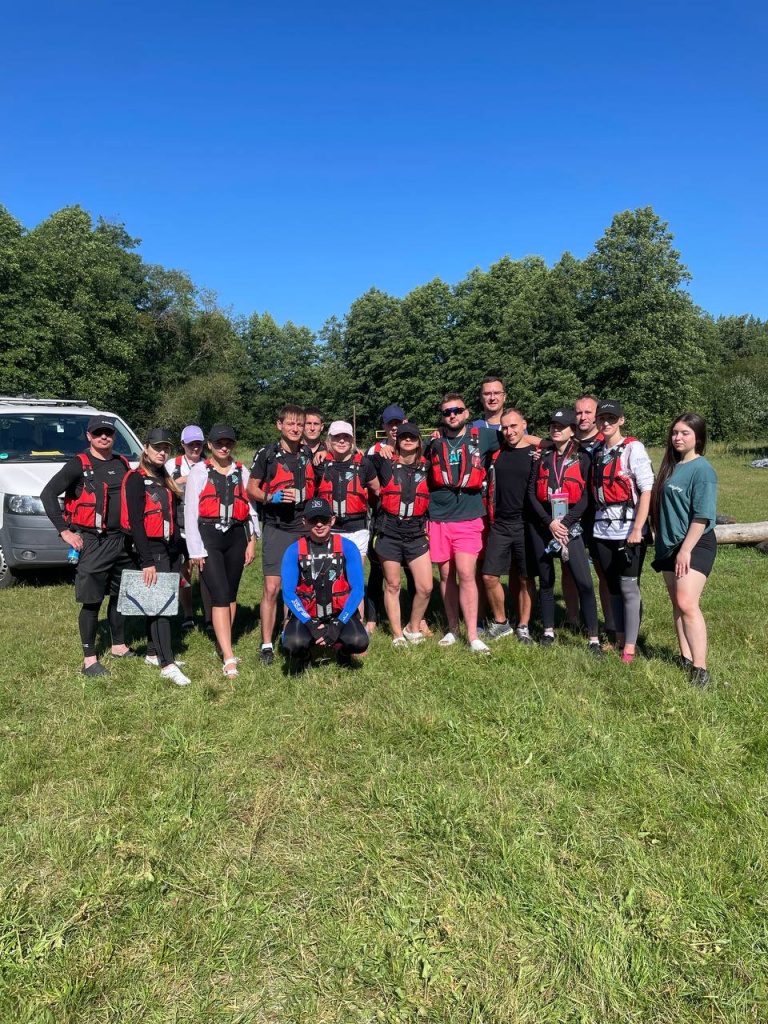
top-left (181, 425), bottom-right (205, 444)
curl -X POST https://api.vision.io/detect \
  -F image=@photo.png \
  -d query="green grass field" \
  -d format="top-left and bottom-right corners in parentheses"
top-left (1, 444), bottom-right (767, 1023)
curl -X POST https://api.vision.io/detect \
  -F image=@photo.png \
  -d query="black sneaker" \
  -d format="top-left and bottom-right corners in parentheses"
top-left (539, 633), bottom-right (555, 647)
top-left (260, 646), bottom-right (275, 666)
top-left (337, 652), bottom-right (354, 670)
top-left (587, 641), bottom-right (603, 658)
top-left (181, 617), bottom-right (195, 632)
top-left (691, 667), bottom-right (711, 688)
top-left (82, 662), bottom-right (110, 677)
top-left (674, 655), bottom-right (693, 671)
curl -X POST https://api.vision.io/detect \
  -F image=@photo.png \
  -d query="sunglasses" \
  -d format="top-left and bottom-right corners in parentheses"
top-left (442, 407), bottom-right (466, 417)
top-left (308, 517), bottom-right (331, 526)
top-left (91, 429), bottom-right (114, 438)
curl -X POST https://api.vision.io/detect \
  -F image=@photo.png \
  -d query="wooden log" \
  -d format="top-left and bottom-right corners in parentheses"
top-left (715, 522), bottom-right (768, 544)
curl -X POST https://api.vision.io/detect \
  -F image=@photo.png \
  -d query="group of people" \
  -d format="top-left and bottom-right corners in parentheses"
top-left (41, 378), bottom-right (719, 688)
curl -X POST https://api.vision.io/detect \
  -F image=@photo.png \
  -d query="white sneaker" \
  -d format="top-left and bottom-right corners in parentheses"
top-left (161, 663), bottom-right (192, 686)
top-left (468, 638), bottom-right (491, 655)
top-left (392, 637), bottom-right (408, 648)
top-left (438, 631), bottom-right (458, 647)
top-left (145, 655), bottom-right (185, 667)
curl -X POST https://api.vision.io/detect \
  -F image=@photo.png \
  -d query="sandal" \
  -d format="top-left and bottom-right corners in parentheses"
top-left (222, 658), bottom-right (239, 678)
top-left (392, 637), bottom-right (408, 648)
top-left (438, 631), bottom-right (457, 647)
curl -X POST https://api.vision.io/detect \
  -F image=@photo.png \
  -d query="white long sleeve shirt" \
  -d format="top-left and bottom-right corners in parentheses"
top-left (184, 461), bottom-right (260, 558)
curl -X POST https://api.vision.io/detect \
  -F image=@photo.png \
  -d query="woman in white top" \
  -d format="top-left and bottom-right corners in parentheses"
top-left (165, 424), bottom-right (210, 631)
top-left (184, 424), bottom-right (259, 678)
top-left (591, 401), bottom-right (654, 663)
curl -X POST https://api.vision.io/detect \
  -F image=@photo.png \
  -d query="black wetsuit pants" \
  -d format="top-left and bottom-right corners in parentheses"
top-left (529, 527), bottom-right (598, 635)
top-left (282, 613), bottom-right (369, 657)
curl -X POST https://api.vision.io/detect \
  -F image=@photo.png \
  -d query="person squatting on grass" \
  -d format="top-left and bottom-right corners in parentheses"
top-left (590, 401), bottom-right (654, 664)
top-left (122, 428), bottom-right (191, 686)
top-left (41, 414), bottom-right (135, 677)
top-left (281, 497), bottom-right (369, 669)
top-left (651, 413), bottom-right (718, 688)
top-left (184, 425), bottom-right (259, 679)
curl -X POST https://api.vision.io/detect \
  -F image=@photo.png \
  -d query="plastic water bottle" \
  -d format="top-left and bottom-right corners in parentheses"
top-left (67, 546), bottom-right (80, 565)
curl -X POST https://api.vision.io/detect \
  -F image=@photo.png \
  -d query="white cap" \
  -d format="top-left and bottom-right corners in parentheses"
top-left (328, 420), bottom-right (354, 436)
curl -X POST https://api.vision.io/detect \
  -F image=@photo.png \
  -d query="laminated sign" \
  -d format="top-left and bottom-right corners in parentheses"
top-left (117, 571), bottom-right (180, 617)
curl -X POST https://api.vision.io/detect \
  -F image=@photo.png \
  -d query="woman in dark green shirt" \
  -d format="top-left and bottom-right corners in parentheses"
top-left (651, 414), bottom-right (717, 687)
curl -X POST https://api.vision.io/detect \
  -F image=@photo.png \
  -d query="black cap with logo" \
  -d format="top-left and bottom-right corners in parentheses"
top-left (146, 427), bottom-right (173, 446)
top-left (208, 424), bottom-right (237, 442)
top-left (396, 422), bottom-right (421, 439)
top-left (304, 498), bottom-right (333, 520)
top-left (87, 415), bottom-right (116, 434)
top-left (596, 400), bottom-right (625, 419)
top-left (548, 408), bottom-right (577, 428)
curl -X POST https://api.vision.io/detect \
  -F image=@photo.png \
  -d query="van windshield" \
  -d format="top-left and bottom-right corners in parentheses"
top-left (0, 414), bottom-right (142, 463)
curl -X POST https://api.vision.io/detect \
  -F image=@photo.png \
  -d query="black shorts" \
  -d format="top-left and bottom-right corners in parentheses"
top-left (75, 531), bottom-right (136, 604)
top-left (262, 522), bottom-right (306, 577)
top-left (652, 530), bottom-right (717, 577)
top-left (373, 530), bottom-right (429, 564)
top-left (482, 519), bottom-right (533, 578)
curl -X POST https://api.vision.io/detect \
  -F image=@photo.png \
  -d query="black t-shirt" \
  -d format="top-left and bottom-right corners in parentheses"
top-left (492, 447), bottom-right (535, 520)
top-left (251, 444), bottom-right (312, 532)
top-left (41, 452), bottom-right (130, 534)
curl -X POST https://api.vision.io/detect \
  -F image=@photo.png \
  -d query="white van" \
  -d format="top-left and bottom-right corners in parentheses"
top-left (0, 397), bottom-right (143, 588)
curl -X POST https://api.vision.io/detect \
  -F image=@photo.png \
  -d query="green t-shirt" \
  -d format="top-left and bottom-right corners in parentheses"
top-left (655, 457), bottom-right (718, 558)
top-left (426, 426), bottom-right (499, 523)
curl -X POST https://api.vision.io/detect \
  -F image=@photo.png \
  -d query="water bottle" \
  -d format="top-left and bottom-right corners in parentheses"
top-left (67, 546), bottom-right (80, 565)
top-left (544, 538), bottom-right (561, 556)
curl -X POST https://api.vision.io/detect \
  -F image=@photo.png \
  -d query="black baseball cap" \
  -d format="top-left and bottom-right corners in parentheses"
top-left (597, 400), bottom-right (625, 419)
top-left (145, 427), bottom-right (173, 446)
top-left (208, 424), bottom-right (237, 442)
top-left (87, 415), bottom-right (115, 434)
top-left (396, 422), bottom-right (420, 439)
top-left (304, 498), bottom-right (333, 520)
top-left (548, 408), bottom-right (577, 428)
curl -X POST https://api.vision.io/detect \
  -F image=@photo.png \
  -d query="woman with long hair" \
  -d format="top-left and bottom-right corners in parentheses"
top-left (122, 428), bottom-right (190, 685)
top-left (650, 413), bottom-right (718, 687)
top-left (370, 422), bottom-right (433, 646)
top-left (185, 425), bottom-right (259, 678)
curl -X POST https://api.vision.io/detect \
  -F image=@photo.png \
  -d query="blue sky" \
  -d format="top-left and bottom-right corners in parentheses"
top-left (2, 0), bottom-right (766, 330)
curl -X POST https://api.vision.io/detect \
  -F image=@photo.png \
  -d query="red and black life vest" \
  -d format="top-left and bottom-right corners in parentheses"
top-left (485, 446), bottom-right (536, 524)
top-left (170, 455), bottom-right (186, 480)
top-left (427, 428), bottom-right (486, 491)
top-left (379, 457), bottom-right (430, 519)
top-left (316, 452), bottom-right (369, 519)
top-left (119, 468), bottom-right (175, 541)
top-left (260, 442), bottom-right (315, 503)
top-left (295, 534), bottom-right (352, 620)
top-left (63, 452), bottom-right (131, 532)
top-left (535, 444), bottom-right (587, 507)
top-left (592, 438), bottom-right (638, 516)
top-left (198, 460), bottom-right (251, 526)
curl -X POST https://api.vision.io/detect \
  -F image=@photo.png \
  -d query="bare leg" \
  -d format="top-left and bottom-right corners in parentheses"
top-left (405, 553), bottom-right (433, 633)
top-left (260, 575), bottom-right (281, 646)
top-left (665, 569), bottom-right (708, 668)
top-left (381, 560), bottom-right (404, 637)
top-left (482, 573), bottom-right (507, 622)
top-left (455, 551), bottom-right (480, 643)
top-left (518, 576), bottom-right (535, 627)
top-left (212, 606), bottom-right (234, 663)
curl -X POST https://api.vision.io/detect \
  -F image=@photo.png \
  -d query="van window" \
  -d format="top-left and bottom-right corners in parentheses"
top-left (0, 414), bottom-right (142, 462)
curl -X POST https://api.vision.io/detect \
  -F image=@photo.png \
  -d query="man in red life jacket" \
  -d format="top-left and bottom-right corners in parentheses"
top-left (248, 405), bottom-right (316, 665)
top-left (41, 415), bottom-right (135, 676)
top-left (425, 392), bottom-right (499, 652)
top-left (281, 498), bottom-right (368, 669)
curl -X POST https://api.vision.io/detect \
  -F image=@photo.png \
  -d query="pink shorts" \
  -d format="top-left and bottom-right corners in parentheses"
top-left (428, 518), bottom-right (486, 563)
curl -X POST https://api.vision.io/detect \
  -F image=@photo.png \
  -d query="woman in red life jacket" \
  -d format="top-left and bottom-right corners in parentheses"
top-left (165, 424), bottom-right (213, 633)
top-left (370, 422), bottom-right (433, 646)
top-left (527, 408), bottom-right (602, 656)
top-left (592, 401), bottom-right (654, 663)
top-left (184, 425), bottom-right (259, 678)
top-left (316, 421), bottom-right (380, 620)
top-left (122, 428), bottom-right (190, 686)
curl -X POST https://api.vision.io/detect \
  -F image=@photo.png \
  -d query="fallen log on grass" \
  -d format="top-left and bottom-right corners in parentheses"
top-left (715, 522), bottom-right (768, 544)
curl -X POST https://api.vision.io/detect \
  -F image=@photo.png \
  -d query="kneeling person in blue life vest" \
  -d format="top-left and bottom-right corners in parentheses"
top-left (281, 498), bottom-right (369, 668)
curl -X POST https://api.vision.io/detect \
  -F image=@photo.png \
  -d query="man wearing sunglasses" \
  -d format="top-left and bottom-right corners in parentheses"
top-left (41, 415), bottom-right (136, 676)
top-left (424, 393), bottom-right (500, 652)
top-left (280, 498), bottom-right (368, 668)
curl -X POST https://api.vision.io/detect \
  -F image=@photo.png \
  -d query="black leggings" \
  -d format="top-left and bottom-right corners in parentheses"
top-left (199, 524), bottom-right (248, 607)
top-left (529, 526), bottom-right (598, 635)
top-left (593, 537), bottom-right (647, 646)
top-left (143, 545), bottom-right (180, 668)
top-left (79, 596), bottom-right (125, 657)
top-left (282, 614), bottom-right (369, 657)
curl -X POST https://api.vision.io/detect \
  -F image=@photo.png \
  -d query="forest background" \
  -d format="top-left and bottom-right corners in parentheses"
top-left (1, 201), bottom-right (766, 445)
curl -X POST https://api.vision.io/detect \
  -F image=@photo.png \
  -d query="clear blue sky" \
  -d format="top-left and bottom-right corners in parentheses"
top-left (2, 0), bottom-right (766, 330)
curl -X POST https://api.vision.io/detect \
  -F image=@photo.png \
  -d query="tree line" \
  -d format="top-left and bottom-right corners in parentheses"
top-left (1, 202), bottom-right (766, 445)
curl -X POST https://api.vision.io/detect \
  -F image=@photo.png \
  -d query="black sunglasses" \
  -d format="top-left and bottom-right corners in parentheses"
top-left (308, 516), bottom-right (332, 526)
top-left (442, 407), bottom-right (466, 417)
top-left (91, 429), bottom-right (114, 438)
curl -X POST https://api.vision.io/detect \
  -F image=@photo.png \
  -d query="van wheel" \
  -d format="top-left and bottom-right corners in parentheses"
top-left (0, 546), bottom-right (18, 589)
